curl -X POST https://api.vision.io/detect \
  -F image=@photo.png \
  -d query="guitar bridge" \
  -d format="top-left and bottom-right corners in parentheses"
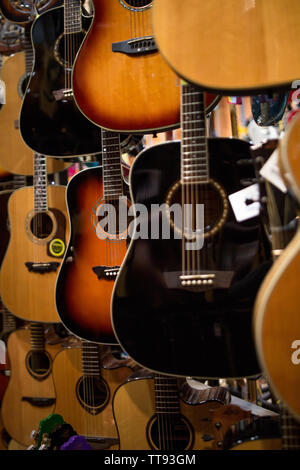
top-left (92, 266), bottom-right (119, 280)
top-left (164, 271), bottom-right (234, 290)
top-left (52, 88), bottom-right (73, 101)
top-left (25, 262), bottom-right (60, 273)
top-left (112, 36), bottom-right (158, 55)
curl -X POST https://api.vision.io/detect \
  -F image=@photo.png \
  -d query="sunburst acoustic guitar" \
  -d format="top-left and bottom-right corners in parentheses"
top-left (254, 111), bottom-right (300, 421)
top-left (152, 0), bottom-right (300, 94)
top-left (0, 154), bottom-right (69, 323)
top-left (55, 130), bottom-right (129, 344)
top-left (72, 0), bottom-right (183, 134)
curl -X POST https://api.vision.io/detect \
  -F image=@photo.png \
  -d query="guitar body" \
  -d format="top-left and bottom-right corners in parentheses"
top-left (56, 167), bottom-right (127, 343)
top-left (72, 0), bottom-right (182, 133)
top-left (112, 139), bottom-right (271, 378)
top-left (113, 371), bottom-right (229, 450)
top-left (0, 52), bottom-right (69, 175)
top-left (0, 0), bottom-right (61, 23)
top-left (52, 347), bottom-right (133, 448)
top-left (254, 113), bottom-right (300, 420)
top-left (20, 6), bottom-right (102, 158)
top-left (0, 185), bottom-right (69, 323)
top-left (152, 0), bottom-right (300, 94)
top-left (1, 327), bottom-right (60, 447)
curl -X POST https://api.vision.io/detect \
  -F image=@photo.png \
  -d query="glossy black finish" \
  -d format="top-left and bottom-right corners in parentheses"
top-left (112, 139), bottom-right (272, 378)
top-left (20, 6), bottom-right (102, 158)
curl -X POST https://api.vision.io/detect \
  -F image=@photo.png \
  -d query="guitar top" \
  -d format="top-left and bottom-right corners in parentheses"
top-left (152, 0), bottom-right (300, 93)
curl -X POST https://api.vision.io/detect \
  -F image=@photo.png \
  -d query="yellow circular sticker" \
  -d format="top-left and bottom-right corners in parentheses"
top-left (49, 238), bottom-right (65, 257)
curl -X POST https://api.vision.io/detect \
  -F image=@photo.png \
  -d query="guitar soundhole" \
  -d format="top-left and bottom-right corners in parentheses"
top-left (147, 414), bottom-right (194, 450)
top-left (166, 179), bottom-right (228, 239)
top-left (26, 350), bottom-right (52, 380)
top-left (30, 212), bottom-right (53, 239)
top-left (120, 0), bottom-right (152, 10)
top-left (76, 376), bottom-right (110, 415)
top-left (54, 32), bottom-right (86, 70)
top-left (93, 197), bottom-right (131, 241)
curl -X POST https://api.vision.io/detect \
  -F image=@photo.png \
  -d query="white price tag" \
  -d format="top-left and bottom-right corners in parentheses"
top-left (0, 340), bottom-right (6, 365)
top-left (259, 148), bottom-right (287, 193)
top-left (0, 79), bottom-right (6, 104)
top-left (229, 183), bottom-right (260, 222)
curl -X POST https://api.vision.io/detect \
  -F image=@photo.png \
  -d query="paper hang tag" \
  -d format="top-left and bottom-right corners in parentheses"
top-left (0, 79), bottom-right (6, 104)
top-left (0, 340), bottom-right (6, 365)
top-left (259, 148), bottom-right (287, 194)
top-left (228, 183), bottom-right (261, 222)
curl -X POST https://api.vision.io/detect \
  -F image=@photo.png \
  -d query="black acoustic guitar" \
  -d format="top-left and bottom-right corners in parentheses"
top-left (19, 0), bottom-right (107, 158)
top-left (111, 82), bottom-right (271, 379)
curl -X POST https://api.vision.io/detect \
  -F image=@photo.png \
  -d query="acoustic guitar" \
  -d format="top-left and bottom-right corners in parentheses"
top-left (72, 0), bottom-right (184, 133)
top-left (112, 369), bottom-right (231, 450)
top-left (254, 111), bottom-right (300, 420)
top-left (0, 40), bottom-right (70, 175)
top-left (111, 81), bottom-right (271, 379)
top-left (0, 154), bottom-right (69, 323)
top-left (19, 0), bottom-right (103, 158)
top-left (52, 342), bottom-right (135, 450)
top-left (56, 131), bottom-right (129, 344)
top-left (1, 323), bottom-right (61, 447)
top-left (152, 0), bottom-right (300, 94)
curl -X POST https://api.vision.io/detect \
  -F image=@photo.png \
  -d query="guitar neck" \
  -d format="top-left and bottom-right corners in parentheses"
top-left (30, 322), bottom-right (45, 352)
top-left (34, 154), bottom-right (48, 211)
top-left (64, 0), bottom-right (82, 34)
top-left (154, 374), bottom-right (181, 415)
top-left (181, 82), bottom-right (209, 184)
top-left (81, 341), bottom-right (101, 377)
top-left (101, 130), bottom-right (123, 201)
top-left (24, 30), bottom-right (34, 76)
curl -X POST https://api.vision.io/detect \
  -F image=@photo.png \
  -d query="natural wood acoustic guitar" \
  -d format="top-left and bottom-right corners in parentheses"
top-left (254, 111), bottom-right (300, 421)
top-left (112, 369), bottom-right (231, 450)
top-left (152, 0), bottom-right (300, 94)
top-left (52, 343), bottom-right (135, 450)
top-left (0, 154), bottom-right (69, 323)
top-left (1, 323), bottom-right (61, 447)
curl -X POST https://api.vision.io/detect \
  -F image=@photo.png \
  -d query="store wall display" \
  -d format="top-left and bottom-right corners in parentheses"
top-left (55, 132), bottom-right (128, 344)
top-left (0, 154), bottom-right (69, 323)
top-left (0, 0), bottom-right (299, 452)
top-left (152, 0), bottom-right (300, 94)
top-left (72, 0), bottom-right (182, 133)
top-left (254, 112), bottom-right (300, 421)
top-left (111, 84), bottom-right (270, 379)
top-left (1, 323), bottom-right (61, 447)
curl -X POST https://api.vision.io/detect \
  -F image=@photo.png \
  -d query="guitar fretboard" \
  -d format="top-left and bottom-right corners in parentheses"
top-left (181, 83), bottom-right (209, 184)
top-left (101, 130), bottom-right (123, 201)
top-left (34, 154), bottom-right (48, 212)
top-left (81, 341), bottom-right (101, 377)
top-left (24, 30), bottom-right (34, 75)
top-left (30, 322), bottom-right (45, 352)
top-left (64, 0), bottom-right (82, 34)
top-left (154, 375), bottom-right (181, 415)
